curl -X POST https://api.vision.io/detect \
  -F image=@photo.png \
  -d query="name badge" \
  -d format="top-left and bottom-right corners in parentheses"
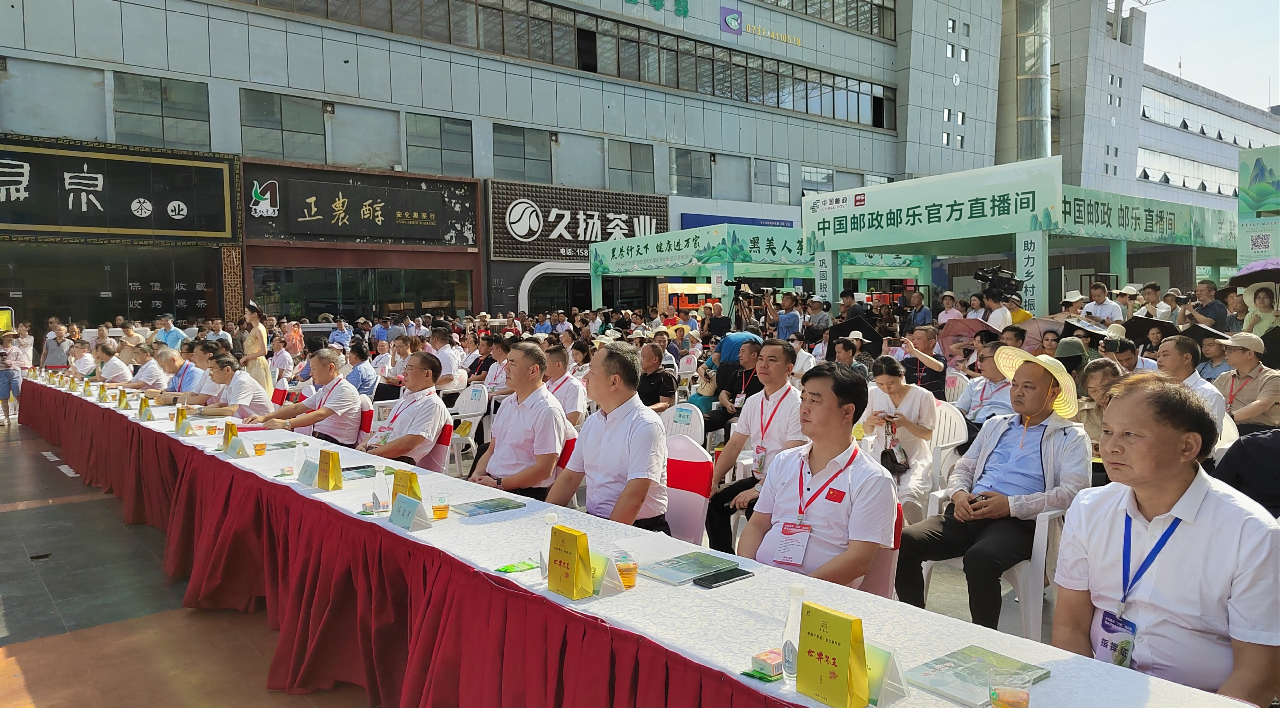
top-left (734, 394), bottom-right (747, 408)
top-left (370, 427), bottom-right (393, 447)
top-left (1097, 610), bottom-right (1137, 668)
top-left (773, 522), bottom-right (811, 566)
top-left (754, 444), bottom-right (767, 477)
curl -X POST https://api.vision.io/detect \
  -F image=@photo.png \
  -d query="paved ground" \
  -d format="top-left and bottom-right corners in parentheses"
top-left (0, 409), bottom-right (1049, 707)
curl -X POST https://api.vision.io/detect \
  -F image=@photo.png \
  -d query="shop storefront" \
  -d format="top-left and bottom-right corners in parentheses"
top-left (487, 180), bottom-right (668, 313)
top-left (242, 161), bottom-right (483, 321)
top-left (0, 134), bottom-right (239, 329)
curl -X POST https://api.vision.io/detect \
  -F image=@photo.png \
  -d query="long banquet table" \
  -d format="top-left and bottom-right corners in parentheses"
top-left (17, 379), bottom-right (1238, 708)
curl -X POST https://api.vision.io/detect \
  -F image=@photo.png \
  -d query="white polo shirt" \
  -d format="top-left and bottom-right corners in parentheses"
top-left (547, 373), bottom-right (587, 422)
top-left (753, 443), bottom-right (898, 577)
top-left (73, 354), bottom-right (96, 376)
top-left (132, 359), bottom-right (169, 389)
top-left (731, 385), bottom-right (807, 477)
top-left (197, 368), bottom-right (223, 398)
top-left (370, 386), bottom-right (451, 470)
top-left (486, 385), bottom-right (570, 488)
top-left (99, 356), bottom-right (132, 383)
top-left (303, 376), bottom-right (363, 445)
top-left (986, 305), bottom-right (1013, 331)
top-left (216, 370), bottom-right (274, 418)
top-left (432, 345), bottom-right (459, 386)
top-left (1083, 298), bottom-right (1124, 322)
top-left (565, 394), bottom-right (668, 520)
top-left (1055, 470), bottom-right (1279, 693)
top-left (270, 348), bottom-right (293, 375)
top-left (1182, 371), bottom-right (1226, 432)
top-left (484, 359), bottom-right (509, 389)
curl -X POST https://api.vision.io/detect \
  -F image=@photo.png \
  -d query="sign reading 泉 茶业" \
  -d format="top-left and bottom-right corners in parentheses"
top-left (1058, 185), bottom-right (1237, 249)
top-left (803, 157), bottom-right (1062, 253)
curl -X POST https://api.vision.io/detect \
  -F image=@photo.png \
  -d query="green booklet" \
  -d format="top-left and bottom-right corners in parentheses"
top-left (903, 645), bottom-right (1050, 708)
top-left (638, 552), bottom-right (738, 586)
top-left (451, 498), bottom-right (527, 517)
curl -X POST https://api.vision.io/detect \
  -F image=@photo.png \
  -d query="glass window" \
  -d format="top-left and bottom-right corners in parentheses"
top-left (406, 113), bottom-right (474, 177)
top-left (942, 132), bottom-right (950, 146)
top-left (115, 73), bottom-right (211, 151)
top-left (801, 165), bottom-right (834, 195)
top-left (946, 43), bottom-right (954, 58)
top-left (254, 267), bottom-right (473, 320)
top-left (423, 0), bottom-right (450, 41)
top-left (943, 108), bottom-right (951, 122)
top-left (956, 110), bottom-right (965, 125)
top-left (959, 47), bottom-right (968, 62)
top-left (962, 22), bottom-right (970, 36)
top-left (956, 134), bottom-right (964, 149)
top-left (608, 140), bottom-right (655, 193)
top-left (449, 0), bottom-right (477, 45)
top-left (1137, 147), bottom-right (1239, 194)
top-left (493, 125), bottom-right (552, 183)
top-left (240, 89), bottom-right (325, 163)
top-left (670, 148), bottom-right (712, 198)
top-left (753, 159), bottom-right (790, 204)
top-left (947, 18), bottom-right (955, 32)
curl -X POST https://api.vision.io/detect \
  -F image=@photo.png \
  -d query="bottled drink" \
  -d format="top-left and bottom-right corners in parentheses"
top-left (782, 583), bottom-right (805, 685)
top-left (540, 512), bottom-right (558, 577)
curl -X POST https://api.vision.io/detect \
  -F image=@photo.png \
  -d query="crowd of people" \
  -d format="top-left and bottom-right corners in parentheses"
top-left (4, 276), bottom-right (1278, 705)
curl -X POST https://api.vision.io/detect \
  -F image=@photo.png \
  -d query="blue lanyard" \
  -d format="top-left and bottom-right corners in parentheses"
top-left (1120, 514), bottom-right (1180, 617)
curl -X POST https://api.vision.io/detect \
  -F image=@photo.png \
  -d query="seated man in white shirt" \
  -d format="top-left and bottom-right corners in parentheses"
top-left (1104, 337), bottom-right (1156, 372)
top-left (1053, 374), bottom-right (1279, 705)
top-left (483, 337), bottom-right (514, 397)
top-left (547, 342), bottom-right (672, 534)
top-left (148, 341), bottom-right (218, 405)
top-left (706, 339), bottom-right (808, 553)
top-left (896, 349), bottom-right (1091, 630)
top-left (468, 342), bottom-right (570, 501)
top-left (544, 345), bottom-right (587, 426)
top-left (104, 344), bottom-right (169, 391)
top-left (1155, 335), bottom-right (1226, 432)
top-left (88, 343), bottom-right (133, 384)
top-left (427, 327), bottom-right (463, 406)
top-left (68, 341), bottom-right (96, 378)
top-left (357, 351), bottom-right (452, 472)
top-left (199, 354), bottom-right (274, 419)
top-left (736, 362), bottom-right (898, 585)
top-left (245, 348), bottom-right (363, 447)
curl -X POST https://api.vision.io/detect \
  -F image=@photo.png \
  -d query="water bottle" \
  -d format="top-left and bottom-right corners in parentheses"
top-left (539, 512), bottom-right (559, 577)
top-left (783, 583), bottom-right (805, 685)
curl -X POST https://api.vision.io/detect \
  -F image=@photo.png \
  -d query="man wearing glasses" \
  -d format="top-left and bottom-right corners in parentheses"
top-left (1212, 333), bottom-right (1279, 436)
top-left (954, 342), bottom-right (1014, 452)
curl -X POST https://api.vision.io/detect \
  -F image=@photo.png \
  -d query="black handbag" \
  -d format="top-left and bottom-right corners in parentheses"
top-left (880, 422), bottom-right (910, 480)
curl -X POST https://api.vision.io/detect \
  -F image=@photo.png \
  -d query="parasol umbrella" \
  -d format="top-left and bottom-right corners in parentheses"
top-left (1227, 258), bottom-right (1280, 289)
top-left (827, 315), bottom-right (882, 360)
top-left (1121, 315), bottom-right (1179, 345)
top-left (1021, 317), bottom-right (1066, 354)
top-left (1061, 316), bottom-right (1109, 343)
top-left (1180, 323), bottom-right (1230, 348)
top-left (938, 318), bottom-right (999, 369)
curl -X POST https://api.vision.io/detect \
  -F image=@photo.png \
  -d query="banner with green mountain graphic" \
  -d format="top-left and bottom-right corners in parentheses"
top-left (1239, 146), bottom-right (1280, 266)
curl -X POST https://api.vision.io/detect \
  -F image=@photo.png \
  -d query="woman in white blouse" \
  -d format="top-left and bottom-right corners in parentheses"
top-left (861, 355), bottom-right (936, 523)
top-left (569, 341), bottom-right (591, 380)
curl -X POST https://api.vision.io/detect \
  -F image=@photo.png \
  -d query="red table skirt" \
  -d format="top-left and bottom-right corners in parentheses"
top-left (19, 382), bottom-right (796, 708)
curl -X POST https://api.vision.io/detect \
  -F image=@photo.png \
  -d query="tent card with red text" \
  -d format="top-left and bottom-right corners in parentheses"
top-left (547, 525), bottom-right (593, 600)
top-left (797, 601), bottom-right (870, 708)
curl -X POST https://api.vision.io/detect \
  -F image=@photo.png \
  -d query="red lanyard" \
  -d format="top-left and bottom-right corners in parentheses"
top-left (740, 369), bottom-right (756, 392)
top-left (176, 362), bottom-right (193, 390)
top-left (1227, 374), bottom-right (1250, 407)
top-left (760, 387), bottom-right (794, 438)
top-left (385, 389), bottom-right (432, 428)
top-left (797, 447), bottom-right (859, 519)
top-left (550, 375), bottom-right (571, 395)
top-left (979, 381), bottom-right (1009, 404)
top-left (316, 377), bottom-right (344, 409)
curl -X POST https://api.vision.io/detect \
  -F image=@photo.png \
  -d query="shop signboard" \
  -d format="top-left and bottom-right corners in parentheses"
top-left (0, 135), bottom-right (236, 241)
top-left (243, 162), bottom-right (478, 246)
top-left (1058, 185), bottom-right (1236, 249)
top-left (1238, 146), bottom-right (1280, 267)
top-left (803, 156), bottom-right (1062, 253)
top-left (490, 180), bottom-right (668, 262)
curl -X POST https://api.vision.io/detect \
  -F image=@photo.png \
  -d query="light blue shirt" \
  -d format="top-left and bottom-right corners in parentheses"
top-left (345, 360), bottom-right (377, 397)
top-left (776, 310), bottom-right (801, 341)
top-left (165, 361), bottom-right (202, 393)
top-left (972, 419), bottom-right (1048, 498)
top-left (1196, 358), bottom-right (1232, 382)
top-left (371, 325), bottom-right (389, 342)
top-left (955, 377), bottom-right (1014, 423)
top-left (328, 328), bottom-right (352, 347)
top-left (156, 326), bottom-right (186, 350)
top-left (715, 332), bottom-right (763, 363)
top-left (534, 321), bottom-right (553, 334)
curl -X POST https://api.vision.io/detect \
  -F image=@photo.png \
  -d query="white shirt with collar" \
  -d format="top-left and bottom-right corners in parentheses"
top-left (197, 368), bottom-right (223, 398)
top-left (1083, 298), bottom-right (1124, 322)
top-left (73, 353), bottom-right (96, 376)
top-left (487, 384), bottom-right (571, 488)
top-left (546, 373), bottom-right (587, 422)
top-left (370, 386), bottom-right (451, 470)
top-left (303, 377), bottom-right (363, 445)
top-left (216, 370), bottom-right (274, 418)
top-left (752, 442), bottom-right (898, 577)
top-left (99, 356), bottom-right (132, 383)
top-left (1182, 371), bottom-right (1226, 432)
top-left (1128, 355), bottom-right (1157, 372)
top-left (484, 359), bottom-right (509, 389)
top-left (986, 305), bottom-right (1013, 331)
top-left (131, 359), bottom-right (169, 389)
top-left (731, 385), bottom-right (808, 477)
top-left (1055, 470), bottom-right (1279, 693)
top-left (565, 394), bottom-right (668, 519)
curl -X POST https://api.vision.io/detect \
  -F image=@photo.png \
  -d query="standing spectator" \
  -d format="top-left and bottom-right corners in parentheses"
top-left (152, 313), bottom-right (188, 350)
top-left (206, 318), bottom-right (233, 345)
top-left (966, 294), bottom-right (987, 320)
top-left (0, 331), bottom-right (24, 426)
top-left (936, 292), bottom-right (962, 326)
top-left (14, 323), bottom-right (34, 369)
top-left (270, 336), bottom-right (294, 383)
top-left (1136, 282), bottom-right (1170, 320)
top-left (1177, 280), bottom-right (1229, 331)
top-left (1083, 283), bottom-right (1124, 325)
top-left (41, 325), bottom-right (71, 369)
top-left (904, 291), bottom-right (932, 330)
top-left (1111, 285), bottom-right (1138, 320)
top-left (705, 301), bottom-right (732, 337)
top-left (984, 289), bottom-right (1013, 330)
top-left (1005, 294), bottom-right (1032, 325)
top-left (88, 325), bottom-right (116, 352)
top-left (116, 322), bottom-right (145, 367)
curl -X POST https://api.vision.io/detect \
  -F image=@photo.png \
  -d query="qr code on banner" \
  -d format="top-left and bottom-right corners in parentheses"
top-left (1250, 232), bottom-right (1271, 253)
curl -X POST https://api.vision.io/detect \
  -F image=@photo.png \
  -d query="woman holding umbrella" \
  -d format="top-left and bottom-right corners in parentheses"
top-left (1242, 283), bottom-right (1277, 336)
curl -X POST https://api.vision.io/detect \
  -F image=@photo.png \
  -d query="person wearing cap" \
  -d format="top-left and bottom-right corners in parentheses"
top-left (1083, 283), bottom-right (1124, 325)
top-left (1060, 290), bottom-right (1085, 316)
top-left (897, 348), bottom-right (1090, 630)
top-left (1212, 332), bottom-right (1279, 435)
top-left (1052, 374), bottom-right (1280, 705)
top-left (1004, 294), bottom-right (1032, 325)
top-left (736, 362), bottom-right (898, 584)
top-left (936, 292), bottom-right (962, 326)
top-left (1155, 335), bottom-right (1226, 432)
top-left (1112, 285), bottom-right (1139, 320)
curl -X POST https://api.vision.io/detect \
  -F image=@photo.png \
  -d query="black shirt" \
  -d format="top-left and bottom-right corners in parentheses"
top-left (718, 365), bottom-right (765, 406)
top-left (637, 368), bottom-right (677, 407)
top-left (902, 356), bottom-right (946, 400)
top-left (1213, 430), bottom-right (1280, 517)
top-left (706, 316), bottom-right (732, 337)
top-left (469, 354), bottom-right (494, 378)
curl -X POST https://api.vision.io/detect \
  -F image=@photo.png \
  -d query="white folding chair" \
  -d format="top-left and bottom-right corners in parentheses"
top-left (930, 400), bottom-right (968, 491)
top-left (665, 435), bottom-right (713, 545)
top-left (920, 490), bottom-right (1064, 642)
top-left (674, 355), bottom-right (699, 402)
top-left (373, 400), bottom-right (396, 424)
top-left (449, 384), bottom-right (488, 477)
top-left (1212, 414), bottom-right (1239, 465)
top-left (660, 402), bottom-right (705, 445)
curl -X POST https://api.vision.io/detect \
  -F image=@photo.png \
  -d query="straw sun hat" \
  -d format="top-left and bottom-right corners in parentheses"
top-left (993, 346), bottom-right (1079, 418)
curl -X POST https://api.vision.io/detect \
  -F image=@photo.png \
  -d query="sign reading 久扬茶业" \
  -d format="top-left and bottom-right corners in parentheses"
top-left (489, 180), bottom-right (668, 262)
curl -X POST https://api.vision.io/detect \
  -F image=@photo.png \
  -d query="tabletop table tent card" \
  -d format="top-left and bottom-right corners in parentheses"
top-left (547, 525), bottom-right (593, 600)
top-left (388, 494), bottom-right (433, 531)
top-left (589, 551), bottom-right (626, 598)
top-left (97, 385), bottom-right (109, 402)
top-left (391, 469), bottom-right (422, 502)
top-left (219, 422), bottom-right (238, 452)
top-left (797, 601), bottom-right (870, 708)
top-left (137, 404), bottom-right (156, 422)
top-left (316, 449), bottom-right (344, 492)
top-left (224, 436), bottom-right (252, 458)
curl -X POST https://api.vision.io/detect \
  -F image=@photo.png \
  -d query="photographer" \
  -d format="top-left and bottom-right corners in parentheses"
top-left (764, 291), bottom-right (802, 342)
top-left (1177, 280), bottom-right (1229, 330)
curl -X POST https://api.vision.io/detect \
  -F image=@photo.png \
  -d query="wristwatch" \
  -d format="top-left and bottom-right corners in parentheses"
top-left (285, 419), bottom-right (293, 431)
top-left (495, 477), bottom-right (503, 488)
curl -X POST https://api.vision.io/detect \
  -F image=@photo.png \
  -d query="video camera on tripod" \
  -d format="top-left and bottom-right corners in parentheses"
top-left (973, 266), bottom-right (1024, 297)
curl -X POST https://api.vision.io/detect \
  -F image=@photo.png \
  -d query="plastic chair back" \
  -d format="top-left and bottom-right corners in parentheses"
top-left (661, 402), bottom-right (705, 444)
top-left (853, 503), bottom-right (904, 597)
top-left (359, 394), bottom-right (374, 434)
top-left (454, 383), bottom-right (489, 418)
top-left (665, 434), bottom-right (712, 545)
